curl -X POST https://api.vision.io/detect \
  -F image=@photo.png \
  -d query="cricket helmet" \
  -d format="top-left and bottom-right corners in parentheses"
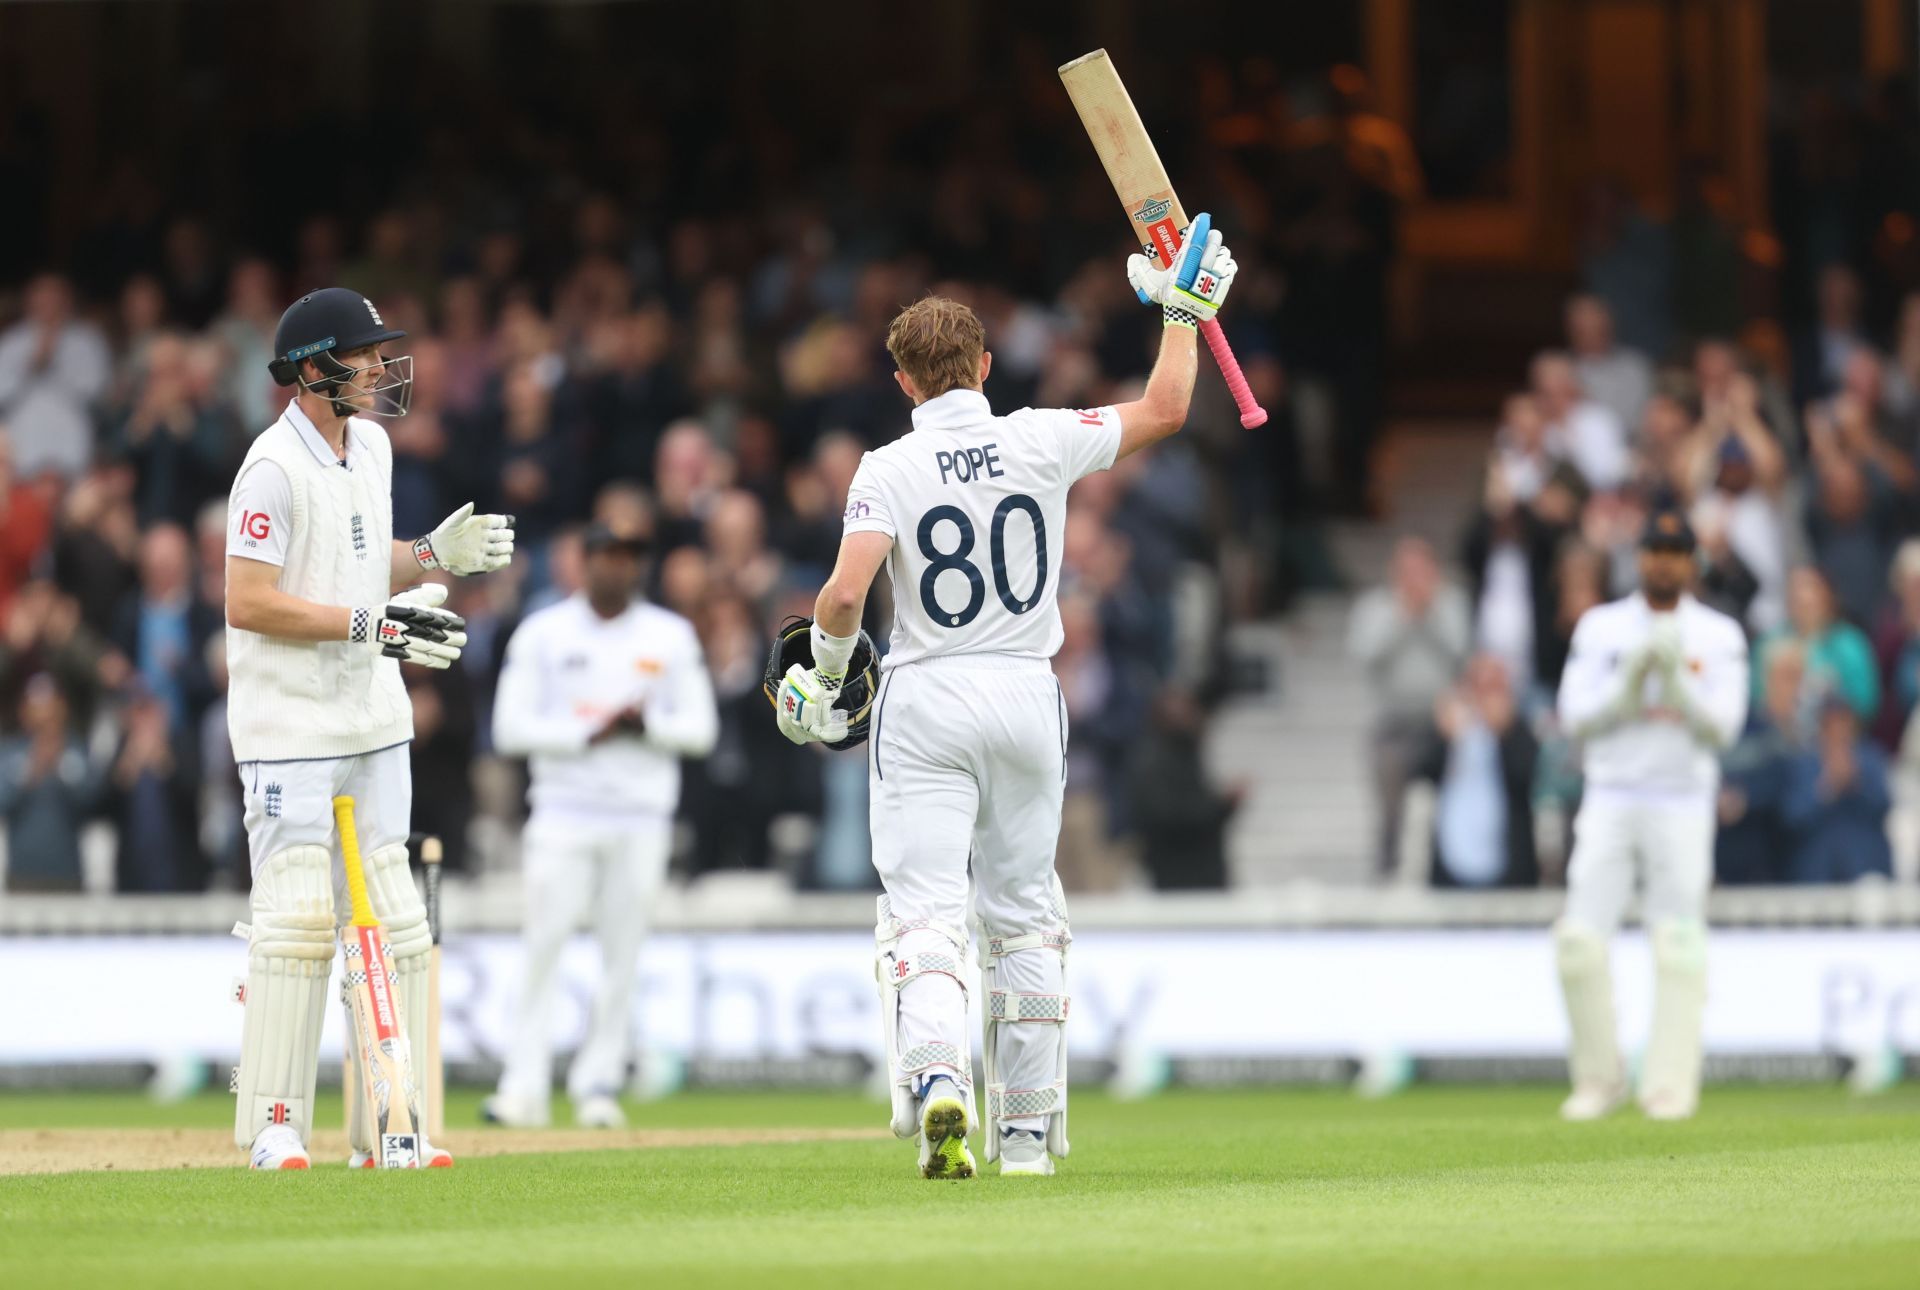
top-left (268, 287), bottom-right (413, 418)
top-left (762, 616), bottom-right (881, 751)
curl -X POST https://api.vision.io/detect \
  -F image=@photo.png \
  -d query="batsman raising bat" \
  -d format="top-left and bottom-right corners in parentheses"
top-left (226, 287), bottom-right (515, 1170)
top-left (773, 221), bottom-right (1236, 1178)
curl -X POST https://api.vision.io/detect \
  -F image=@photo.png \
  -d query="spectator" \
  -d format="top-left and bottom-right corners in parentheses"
top-left (1687, 377), bottom-right (1788, 630)
top-left (1053, 591), bottom-right (1132, 892)
top-left (0, 429), bottom-right (54, 612)
top-left (1125, 685), bottom-right (1243, 890)
top-left (1793, 263), bottom-right (1870, 404)
top-left (1717, 641), bottom-right (1809, 884)
top-left (1802, 452), bottom-right (1897, 627)
top-left (1538, 540), bottom-right (1608, 692)
top-left (0, 675), bottom-right (101, 892)
top-left (1566, 294), bottom-right (1653, 433)
top-left (1419, 653), bottom-right (1539, 888)
top-left (1806, 349), bottom-right (1917, 497)
top-left (1349, 537), bottom-right (1471, 874)
top-left (1782, 699), bottom-right (1893, 882)
top-left (405, 661), bottom-right (477, 874)
top-left (1757, 568), bottom-right (1879, 721)
top-left (1531, 351), bottom-right (1629, 492)
top-left (0, 273), bottom-right (111, 480)
top-left (1871, 539), bottom-right (1920, 747)
top-left (114, 523), bottom-right (217, 737)
top-left (109, 689), bottom-right (201, 892)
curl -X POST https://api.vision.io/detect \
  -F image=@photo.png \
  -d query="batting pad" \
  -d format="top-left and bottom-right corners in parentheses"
top-left (981, 889), bottom-right (1072, 1164)
top-left (1641, 918), bottom-right (1708, 1114)
top-left (875, 896), bottom-right (973, 1140)
top-left (345, 842), bottom-right (434, 1153)
top-left (1554, 919), bottom-right (1623, 1093)
top-left (233, 845), bottom-right (335, 1150)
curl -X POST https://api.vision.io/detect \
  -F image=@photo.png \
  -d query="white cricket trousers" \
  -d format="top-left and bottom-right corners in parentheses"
top-left (496, 814), bottom-right (672, 1103)
top-left (869, 653), bottom-right (1069, 1126)
top-left (1563, 789), bottom-right (1715, 934)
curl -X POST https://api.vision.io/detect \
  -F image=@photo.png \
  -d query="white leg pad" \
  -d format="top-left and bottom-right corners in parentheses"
top-left (875, 895), bottom-right (973, 1140)
top-left (344, 842), bottom-right (432, 1153)
top-left (1641, 918), bottom-right (1708, 1114)
top-left (1555, 919), bottom-right (1623, 1092)
top-left (233, 846), bottom-right (335, 1150)
top-left (981, 901), bottom-right (1071, 1164)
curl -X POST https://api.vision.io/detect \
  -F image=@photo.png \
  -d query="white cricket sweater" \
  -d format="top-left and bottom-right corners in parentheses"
top-left (225, 401), bottom-right (412, 763)
top-left (492, 595), bottom-right (719, 823)
top-left (1557, 592), bottom-right (1750, 799)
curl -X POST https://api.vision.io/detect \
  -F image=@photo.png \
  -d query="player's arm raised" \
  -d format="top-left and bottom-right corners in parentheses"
top-left (1114, 213), bottom-right (1237, 461)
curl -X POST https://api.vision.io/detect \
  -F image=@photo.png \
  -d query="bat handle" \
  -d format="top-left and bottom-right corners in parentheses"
top-left (1199, 319), bottom-right (1268, 429)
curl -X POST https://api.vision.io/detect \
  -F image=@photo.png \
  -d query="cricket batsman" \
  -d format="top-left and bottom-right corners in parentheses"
top-left (483, 522), bottom-right (718, 1129)
top-left (227, 288), bottom-right (515, 1169)
top-left (1554, 508), bottom-right (1748, 1120)
top-left (769, 217), bottom-right (1237, 1176)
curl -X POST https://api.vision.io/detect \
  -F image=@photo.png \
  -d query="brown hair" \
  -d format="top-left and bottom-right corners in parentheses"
top-left (885, 296), bottom-right (985, 399)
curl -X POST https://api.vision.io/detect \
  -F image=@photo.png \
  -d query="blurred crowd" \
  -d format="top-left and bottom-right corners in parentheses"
top-left (0, 55), bottom-right (1434, 895)
top-left (1360, 278), bottom-right (1920, 889)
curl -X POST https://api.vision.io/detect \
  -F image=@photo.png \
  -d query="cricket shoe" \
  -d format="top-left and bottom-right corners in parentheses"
top-left (1560, 1080), bottom-right (1629, 1122)
top-left (248, 1124), bottom-right (310, 1171)
top-left (480, 1091), bottom-right (551, 1128)
top-left (574, 1093), bottom-right (627, 1129)
top-left (1638, 1089), bottom-right (1698, 1122)
top-left (917, 1078), bottom-right (974, 1180)
top-left (997, 1128), bottom-right (1055, 1177)
top-left (349, 1139), bottom-right (454, 1168)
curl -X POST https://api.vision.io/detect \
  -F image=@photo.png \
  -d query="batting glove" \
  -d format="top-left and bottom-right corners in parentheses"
top-left (352, 584), bottom-right (467, 670)
top-left (774, 664), bottom-right (849, 746)
top-left (1126, 211), bottom-right (1237, 326)
top-left (413, 502), bottom-right (516, 575)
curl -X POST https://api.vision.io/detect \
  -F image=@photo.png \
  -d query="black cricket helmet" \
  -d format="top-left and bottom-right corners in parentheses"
top-left (267, 287), bottom-right (413, 418)
top-left (762, 616), bottom-right (881, 751)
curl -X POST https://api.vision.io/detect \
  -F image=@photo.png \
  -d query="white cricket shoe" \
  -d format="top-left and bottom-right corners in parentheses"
top-left (1638, 1089), bottom-right (1698, 1121)
top-left (347, 1139), bottom-right (453, 1169)
top-left (917, 1078), bottom-right (974, 1180)
top-left (480, 1091), bottom-right (551, 1128)
top-left (1560, 1081), bottom-right (1629, 1122)
top-left (249, 1124), bottom-right (310, 1171)
top-left (997, 1129), bottom-right (1055, 1177)
top-left (574, 1094), bottom-right (627, 1129)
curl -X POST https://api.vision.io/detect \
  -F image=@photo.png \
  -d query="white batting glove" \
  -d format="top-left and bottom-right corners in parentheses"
top-left (774, 664), bottom-right (849, 746)
top-left (1127, 211), bottom-right (1237, 326)
top-left (351, 584), bottom-right (467, 670)
top-left (413, 502), bottom-right (515, 575)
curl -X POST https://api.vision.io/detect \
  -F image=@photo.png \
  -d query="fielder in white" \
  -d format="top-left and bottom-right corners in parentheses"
top-left (227, 288), bottom-right (514, 1169)
top-left (1555, 508), bottom-right (1748, 1121)
top-left (773, 215), bottom-right (1238, 1177)
top-left (483, 523), bottom-right (718, 1129)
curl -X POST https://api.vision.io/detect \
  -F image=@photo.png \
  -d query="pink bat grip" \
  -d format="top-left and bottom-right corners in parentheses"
top-left (1200, 318), bottom-right (1267, 428)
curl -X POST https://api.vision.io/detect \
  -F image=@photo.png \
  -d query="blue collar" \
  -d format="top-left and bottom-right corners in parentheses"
top-left (909, 388), bottom-right (991, 432)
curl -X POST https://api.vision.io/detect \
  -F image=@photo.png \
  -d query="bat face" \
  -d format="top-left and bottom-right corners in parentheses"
top-left (343, 922), bottom-right (422, 1168)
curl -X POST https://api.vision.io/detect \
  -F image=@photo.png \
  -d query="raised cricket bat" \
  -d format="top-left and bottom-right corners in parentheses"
top-left (1059, 48), bottom-right (1269, 429)
top-left (334, 795), bottom-right (423, 1168)
top-left (420, 835), bottom-right (445, 1141)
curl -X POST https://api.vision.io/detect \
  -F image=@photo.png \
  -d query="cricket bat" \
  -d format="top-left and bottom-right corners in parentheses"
top-left (420, 835), bottom-right (445, 1141)
top-left (334, 795), bottom-right (423, 1168)
top-left (1059, 48), bottom-right (1269, 429)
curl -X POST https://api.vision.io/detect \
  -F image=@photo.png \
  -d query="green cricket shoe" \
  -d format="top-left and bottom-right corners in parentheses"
top-left (917, 1081), bottom-right (975, 1180)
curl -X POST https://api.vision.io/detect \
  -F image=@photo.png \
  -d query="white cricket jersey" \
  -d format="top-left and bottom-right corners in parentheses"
top-left (1557, 592), bottom-right (1750, 799)
top-left (492, 595), bottom-right (719, 824)
top-left (225, 400), bottom-right (408, 763)
top-left (843, 388), bottom-right (1121, 669)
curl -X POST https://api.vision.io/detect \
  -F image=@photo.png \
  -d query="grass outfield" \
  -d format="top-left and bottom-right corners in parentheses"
top-left (2, 1086), bottom-right (1918, 1288)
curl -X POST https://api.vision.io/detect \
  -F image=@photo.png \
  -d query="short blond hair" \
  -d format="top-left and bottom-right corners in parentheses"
top-left (885, 296), bottom-right (985, 399)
